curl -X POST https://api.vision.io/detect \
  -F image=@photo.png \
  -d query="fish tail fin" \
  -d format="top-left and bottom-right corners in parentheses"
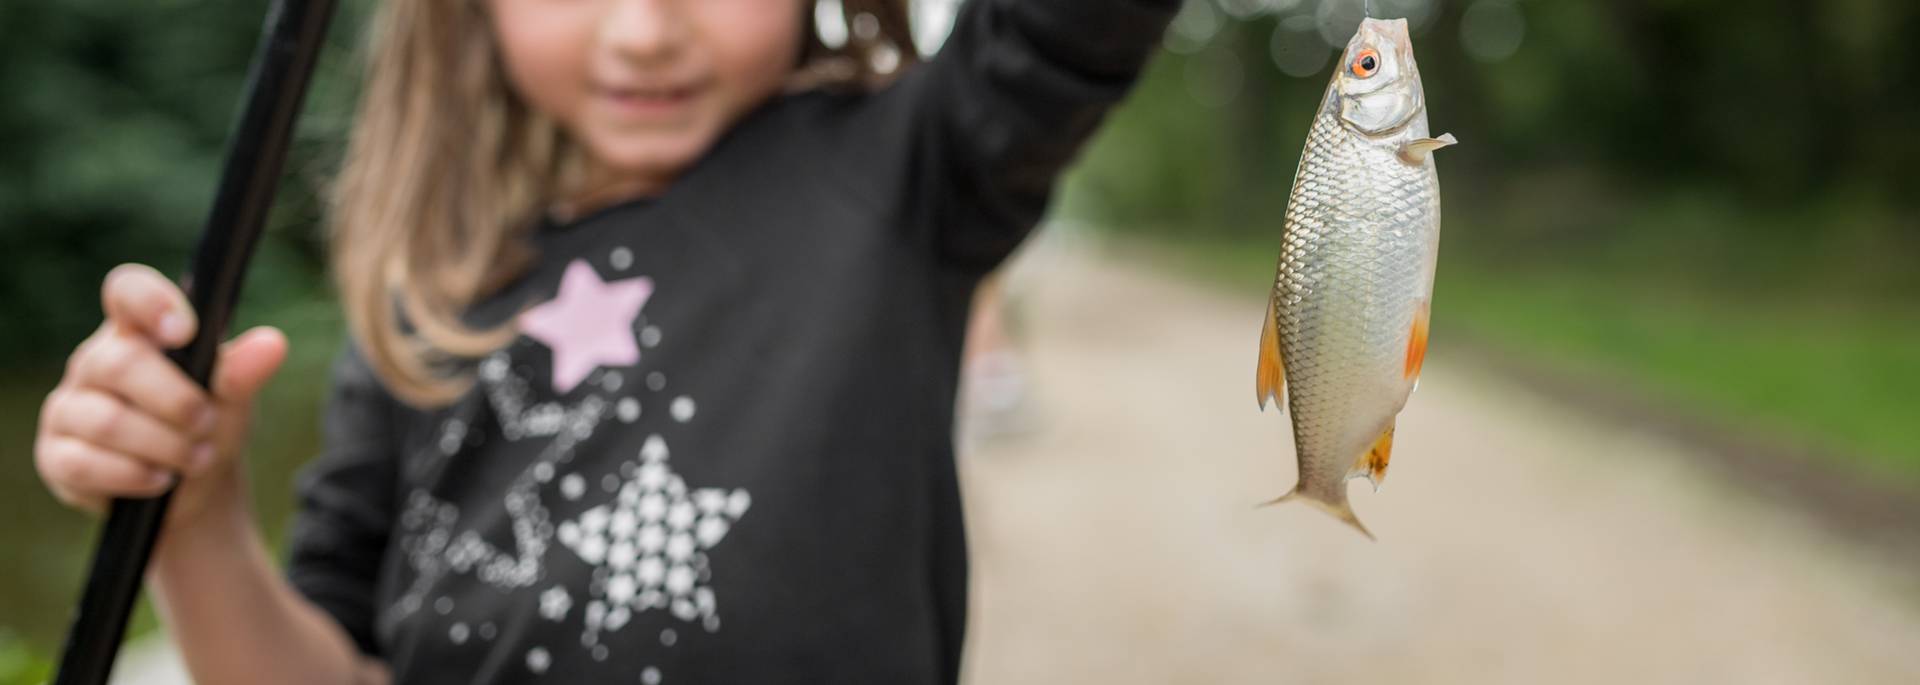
top-left (1255, 292), bottom-right (1287, 412)
top-left (1259, 487), bottom-right (1376, 541)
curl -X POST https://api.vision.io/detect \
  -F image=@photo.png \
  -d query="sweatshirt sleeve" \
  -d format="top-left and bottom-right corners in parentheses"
top-left (284, 342), bottom-right (404, 656)
top-left (907, 0), bottom-right (1178, 272)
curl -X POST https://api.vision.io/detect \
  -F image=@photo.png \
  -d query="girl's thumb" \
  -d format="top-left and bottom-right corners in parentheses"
top-left (212, 326), bottom-right (290, 405)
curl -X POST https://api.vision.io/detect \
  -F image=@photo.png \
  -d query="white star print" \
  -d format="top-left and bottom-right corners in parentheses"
top-left (557, 433), bottom-right (749, 641)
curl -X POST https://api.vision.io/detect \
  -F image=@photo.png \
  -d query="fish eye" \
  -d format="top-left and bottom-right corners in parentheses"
top-left (1351, 49), bottom-right (1380, 78)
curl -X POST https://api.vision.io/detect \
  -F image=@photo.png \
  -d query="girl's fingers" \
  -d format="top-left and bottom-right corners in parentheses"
top-left (101, 263), bottom-right (196, 348)
top-left (212, 326), bottom-right (289, 404)
top-left (71, 328), bottom-right (216, 435)
top-left (46, 387), bottom-right (210, 475)
top-left (35, 434), bottom-right (176, 511)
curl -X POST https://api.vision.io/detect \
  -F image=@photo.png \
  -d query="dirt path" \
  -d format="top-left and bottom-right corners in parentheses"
top-left (956, 242), bottom-right (1920, 684)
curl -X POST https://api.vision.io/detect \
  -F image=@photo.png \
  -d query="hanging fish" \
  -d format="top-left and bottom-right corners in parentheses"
top-left (1255, 17), bottom-right (1456, 539)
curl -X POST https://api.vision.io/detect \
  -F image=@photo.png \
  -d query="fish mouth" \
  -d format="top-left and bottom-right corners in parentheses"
top-left (1359, 17), bottom-right (1410, 39)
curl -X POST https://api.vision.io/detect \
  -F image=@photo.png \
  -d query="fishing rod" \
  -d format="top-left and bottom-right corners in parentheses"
top-left (51, 0), bottom-right (337, 683)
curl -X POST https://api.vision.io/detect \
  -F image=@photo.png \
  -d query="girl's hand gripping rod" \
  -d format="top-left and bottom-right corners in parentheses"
top-left (52, 1), bottom-right (337, 683)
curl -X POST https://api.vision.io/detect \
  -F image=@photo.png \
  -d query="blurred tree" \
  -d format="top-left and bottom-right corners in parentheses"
top-left (0, 0), bottom-right (368, 367)
top-left (1063, 0), bottom-right (1920, 271)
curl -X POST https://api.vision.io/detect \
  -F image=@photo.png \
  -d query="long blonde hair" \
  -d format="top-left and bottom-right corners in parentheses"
top-left (330, 0), bottom-right (918, 408)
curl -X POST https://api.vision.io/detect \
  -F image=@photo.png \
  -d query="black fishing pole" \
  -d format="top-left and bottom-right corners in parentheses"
top-left (52, 1), bottom-right (337, 683)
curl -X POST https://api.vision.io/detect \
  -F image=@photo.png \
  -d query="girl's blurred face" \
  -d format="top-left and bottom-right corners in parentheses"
top-left (490, 0), bottom-right (806, 197)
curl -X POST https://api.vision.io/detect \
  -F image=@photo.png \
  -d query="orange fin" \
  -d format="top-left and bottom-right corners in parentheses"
top-left (1255, 292), bottom-right (1286, 411)
top-left (1259, 488), bottom-right (1375, 541)
top-left (1348, 423), bottom-right (1396, 491)
top-left (1405, 299), bottom-right (1431, 382)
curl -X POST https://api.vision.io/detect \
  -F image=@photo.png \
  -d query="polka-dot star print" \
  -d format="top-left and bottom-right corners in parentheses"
top-left (380, 253), bottom-right (753, 673)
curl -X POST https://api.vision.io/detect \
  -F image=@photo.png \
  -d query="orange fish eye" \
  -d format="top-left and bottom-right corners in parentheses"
top-left (1350, 49), bottom-right (1380, 78)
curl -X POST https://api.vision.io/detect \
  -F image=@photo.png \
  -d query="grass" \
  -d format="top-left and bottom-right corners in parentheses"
top-left (1117, 228), bottom-right (1920, 482)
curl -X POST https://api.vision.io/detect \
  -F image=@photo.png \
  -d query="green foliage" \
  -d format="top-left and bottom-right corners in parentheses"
top-left (1064, 0), bottom-right (1920, 240)
top-left (0, 297), bottom-right (339, 657)
top-left (0, 0), bottom-right (370, 367)
top-left (0, 629), bottom-right (51, 685)
top-left (0, 0), bottom-right (368, 656)
top-left (1136, 230), bottom-right (1920, 478)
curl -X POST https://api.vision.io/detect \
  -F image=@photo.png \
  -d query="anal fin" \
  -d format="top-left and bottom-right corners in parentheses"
top-left (1255, 292), bottom-right (1287, 411)
top-left (1347, 423), bottom-right (1396, 492)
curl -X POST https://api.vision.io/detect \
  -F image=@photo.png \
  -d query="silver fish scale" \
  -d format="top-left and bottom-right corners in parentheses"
top-left (1272, 90), bottom-right (1441, 491)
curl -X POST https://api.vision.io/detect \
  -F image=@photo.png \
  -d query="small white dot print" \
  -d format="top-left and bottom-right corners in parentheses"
top-left (639, 462), bottom-right (669, 490)
top-left (610, 247), bottom-right (633, 271)
top-left (646, 372), bottom-right (666, 391)
top-left (670, 396), bottom-right (695, 422)
top-left (481, 354), bottom-right (509, 382)
top-left (638, 557), bottom-right (666, 587)
top-left (667, 502), bottom-right (696, 531)
top-left (449, 622), bottom-right (469, 644)
top-left (695, 516), bottom-right (730, 547)
top-left (665, 564), bottom-right (695, 595)
top-left (641, 434), bottom-right (669, 462)
top-left (602, 373), bottom-right (624, 392)
top-left (659, 628), bottom-right (677, 646)
top-left (640, 494), bottom-right (668, 523)
top-left (618, 398), bottom-right (641, 423)
top-left (539, 586), bottom-right (572, 621)
top-left (550, 432), bottom-right (751, 645)
top-left (641, 666), bottom-right (663, 685)
top-left (438, 420), bottom-right (466, 454)
top-left (434, 597), bottom-right (454, 615)
top-left (640, 325), bottom-right (662, 348)
top-left (526, 647), bottom-right (550, 674)
top-left (561, 473), bottom-right (586, 500)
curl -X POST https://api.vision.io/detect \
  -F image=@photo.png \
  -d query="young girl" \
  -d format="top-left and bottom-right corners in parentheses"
top-left (34, 0), bottom-right (1175, 681)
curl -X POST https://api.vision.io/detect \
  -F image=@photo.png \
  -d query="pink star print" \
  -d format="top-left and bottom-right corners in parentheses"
top-left (518, 259), bottom-right (653, 394)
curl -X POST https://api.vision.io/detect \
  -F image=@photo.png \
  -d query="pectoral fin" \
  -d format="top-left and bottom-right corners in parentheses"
top-left (1398, 133), bottom-right (1458, 165)
top-left (1255, 292), bottom-right (1287, 411)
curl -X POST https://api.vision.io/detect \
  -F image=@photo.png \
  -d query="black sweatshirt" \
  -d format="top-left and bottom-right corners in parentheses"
top-left (285, 1), bottom-right (1175, 682)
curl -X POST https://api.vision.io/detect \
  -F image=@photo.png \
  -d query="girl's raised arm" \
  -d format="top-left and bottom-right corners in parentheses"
top-left (903, 0), bottom-right (1179, 271)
